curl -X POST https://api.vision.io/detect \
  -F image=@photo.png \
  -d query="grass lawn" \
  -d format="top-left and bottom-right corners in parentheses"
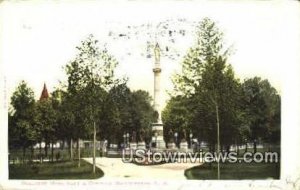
top-left (185, 162), bottom-right (280, 180)
top-left (9, 159), bottom-right (104, 179)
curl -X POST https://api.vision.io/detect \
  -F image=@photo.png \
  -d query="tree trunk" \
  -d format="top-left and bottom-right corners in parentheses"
top-left (51, 141), bottom-right (54, 162)
top-left (215, 104), bottom-right (220, 180)
top-left (93, 121), bottom-right (96, 174)
top-left (209, 143), bottom-right (214, 169)
top-left (40, 141), bottom-right (43, 163)
top-left (22, 146), bottom-right (26, 164)
top-left (211, 143), bottom-right (216, 153)
top-left (226, 145), bottom-right (230, 153)
top-left (78, 138), bottom-right (81, 167)
top-left (70, 139), bottom-right (73, 161)
top-left (253, 141), bottom-right (257, 154)
top-left (61, 140), bottom-right (65, 150)
top-left (30, 145), bottom-right (34, 161)
top-left (45, 142), bottom-right (48, 159)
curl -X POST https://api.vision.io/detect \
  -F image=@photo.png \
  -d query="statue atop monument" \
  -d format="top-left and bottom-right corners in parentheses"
top-left (154, 43), bottom-right (161, 64)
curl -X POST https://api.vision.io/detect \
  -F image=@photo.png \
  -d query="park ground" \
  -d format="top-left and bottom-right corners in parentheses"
top-left (9, 147), bottom-right (280, 180)
top-left (9, 157), bottom-right (280, 180)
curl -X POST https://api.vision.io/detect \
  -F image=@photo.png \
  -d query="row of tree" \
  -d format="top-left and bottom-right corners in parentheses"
top-left (162, 18), bottom-right (281, 153)
top-left (8, 35), bottom-right (156, 168)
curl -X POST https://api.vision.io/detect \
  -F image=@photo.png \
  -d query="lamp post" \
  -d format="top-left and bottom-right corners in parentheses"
top-left (123, 133), bottom-right (126, 149)
top-left (174, 132), bottom-right (178, 148)
top-left (189, 133), bottom-right (193, 149)
top-left (245, 138), bottom-right (248, 152)
top-left (254, 139), bottom-right (257, 153)
top-left (126, 133), bottom-right (129, 148)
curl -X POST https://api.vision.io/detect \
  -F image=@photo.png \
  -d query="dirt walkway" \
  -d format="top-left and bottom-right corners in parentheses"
top-left (83, 157), bottom-right (202, 179)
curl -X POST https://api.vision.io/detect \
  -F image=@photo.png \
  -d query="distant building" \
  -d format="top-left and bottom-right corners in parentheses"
top-left (40, 83), bottom-right (49, 100)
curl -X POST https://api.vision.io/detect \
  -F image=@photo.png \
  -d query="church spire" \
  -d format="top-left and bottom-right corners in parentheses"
top-left (40, 83), bottom-right (49, 101)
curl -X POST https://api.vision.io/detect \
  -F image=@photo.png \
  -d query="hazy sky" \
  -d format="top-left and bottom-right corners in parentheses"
top-left (1, 0), bottom-right (300, 108)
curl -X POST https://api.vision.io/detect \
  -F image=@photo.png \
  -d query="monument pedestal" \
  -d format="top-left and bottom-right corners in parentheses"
top-left (151, 123), bottom-right (166, 149)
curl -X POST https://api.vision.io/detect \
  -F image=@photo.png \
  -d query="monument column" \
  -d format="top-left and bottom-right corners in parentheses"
top-left (151, 43), bottom-right (166, 149)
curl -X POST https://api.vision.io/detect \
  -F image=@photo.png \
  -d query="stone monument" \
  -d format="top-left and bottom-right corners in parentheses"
top-left (151, 43), bottom-right (166, 149)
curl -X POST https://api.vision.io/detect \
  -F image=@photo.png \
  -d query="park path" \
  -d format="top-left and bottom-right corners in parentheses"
top-left (83, 157), bottom-right (201, 179)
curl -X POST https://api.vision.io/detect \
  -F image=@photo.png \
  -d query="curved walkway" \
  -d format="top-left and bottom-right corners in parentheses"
top-left (83, 157), bottom-right (202, 179)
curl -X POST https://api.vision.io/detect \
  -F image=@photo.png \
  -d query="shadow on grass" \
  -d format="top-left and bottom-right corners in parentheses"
top-left (9, 159), bottom-right (104, 180)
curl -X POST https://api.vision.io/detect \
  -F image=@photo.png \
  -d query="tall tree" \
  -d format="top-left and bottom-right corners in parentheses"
top-left (171, 18), bottom-right (240, 146)
top-left (64, 34), bottom-right (118, 171)
top-left (9, 81), bottom-right (37, 161)
top-left (242, 77), bottom-right (281, 152)
top-left (130, 90), bottom-right (156, 143)
top-left (172, 18), bottom-right (231, 96)
top-left (49, 89), bottom-right (63, 162)
top-left (35, 97), bottom-right (56, 161)
top-left (162, 96), bottom-right (191, 144)
top-left (103, 83), bottom-right (132, 145)
top-left (103, 83), bottom-right (156, 146)
top-left (58, 89), bottom-right (76, 160)
top-left (170, 18), bottom-right (240, 179)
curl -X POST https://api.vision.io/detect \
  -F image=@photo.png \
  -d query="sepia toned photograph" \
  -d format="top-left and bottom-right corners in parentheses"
top-left (0, 0), bottom-right (300, 189)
